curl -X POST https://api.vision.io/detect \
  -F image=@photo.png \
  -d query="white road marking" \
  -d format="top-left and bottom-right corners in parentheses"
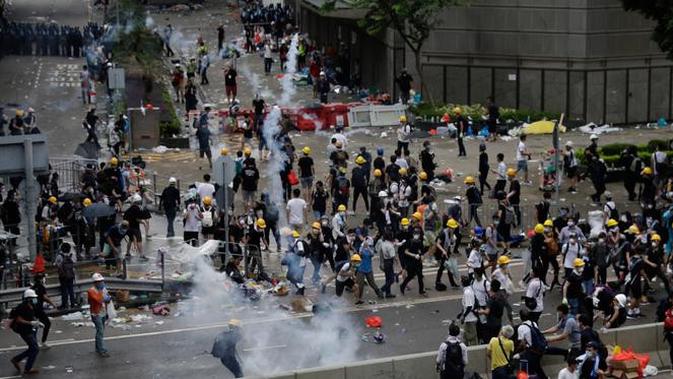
top-left (242, 344), bottom-right (287, 352)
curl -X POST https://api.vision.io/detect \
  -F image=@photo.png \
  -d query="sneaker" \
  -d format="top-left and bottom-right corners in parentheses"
top-left (24, 369), bottom-right (39, 375)
top-left (385, 294), bottom-right (396, 299)
top-left (354, 300), bottom-right (364, 305)
top-left (40, 342), bottom-right (50, 349)
top-left (626, 312), bottom-right (637, 320)
top-left (11, 358), bottom-right (21, 372)
top-left (98, 352), bottom-right (110, 358)
top-left (419, 291), bottom-right (428, 297)
top-left (140, 255), bottom-right (149, 261)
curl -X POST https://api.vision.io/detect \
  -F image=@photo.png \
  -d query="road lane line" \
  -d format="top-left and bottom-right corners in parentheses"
top-left (243, 344), bottom-right (287, 352)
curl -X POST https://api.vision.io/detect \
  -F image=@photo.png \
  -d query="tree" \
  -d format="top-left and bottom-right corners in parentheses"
top-left (323, 0), bottom-right (469, 102)
top-left (621, 0), bottom-right (673, 59)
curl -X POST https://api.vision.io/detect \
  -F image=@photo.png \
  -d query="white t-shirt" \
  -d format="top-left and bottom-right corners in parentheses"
top-left (525, 278), bottom-right (545, 312)
top-left (467, 249), bottom-right (482, 274)
top-left (492, 268), bottom-right (513, 294)
top-left (197, 182), bottom-right (216, 203)
top-left (336, 262), bottom-right (352, 282)
top-left (286, 198), bottom-right (307, 225)
top-left (497, 162), bottom-right (507, 180)
top-left (472, 278), bottom-right (490, 306)
top-left (562, 242), bottom-right (581, 269)
top-left (461, 287), bottom-right (478, 323)
top-left (516, 320), bottom-right (538, 347)
top-left (331, 133), bottom-right (347, 147)
top-left (557, 367), bottom-right (576, 379)
top-left (395, 158), bottom-right (409, 169)
top-left (516, 141), bottom-right (527, 161)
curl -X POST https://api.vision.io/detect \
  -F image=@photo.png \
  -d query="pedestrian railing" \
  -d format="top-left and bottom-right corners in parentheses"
top-left (50, 156), bottom-right (98, 193)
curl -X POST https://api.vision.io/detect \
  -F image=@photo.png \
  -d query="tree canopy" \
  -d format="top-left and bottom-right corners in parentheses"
top-left (621, 0), bottom-right (673, 59)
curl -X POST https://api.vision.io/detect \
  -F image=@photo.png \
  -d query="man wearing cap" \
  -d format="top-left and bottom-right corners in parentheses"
top-left (10, 289), bottom-right (43, 374)
top-left (87, 273), bottom-right (111, 357)
top-left (160, 177), bottom-right (181, 238)
top-left (212, 319), bottom-right (244, 377)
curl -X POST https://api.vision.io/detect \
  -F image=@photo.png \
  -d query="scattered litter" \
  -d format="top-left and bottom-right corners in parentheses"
top-left (155, 321), bottom-right (165, 325)
top-left (130, 314), bottom-right (152, 322)
top-left (65, 366), bottom-right (73, 374)
top-left (361, 330), bottom-right (386, 344)
top-left (405, 304), bottom-right (415, 309)
top-left (371, 309), bottom-right (379, 313)
top-left (42, 365), bottom-right (56, 370)
top-left (61, 312), bottom-right (84, 321)
top-left (578, 123), bottom-right (621, 135)
top-left (365, 315), bottom-right (383, 328)
top-left (152, 145), bottom-right (169, 154)
top-left (152, 304), bottom-right (171, 316)
top-left (54, 330), bottom-right (63, 334)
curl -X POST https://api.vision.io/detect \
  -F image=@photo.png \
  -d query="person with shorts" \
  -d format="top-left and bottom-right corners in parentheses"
top-left (564, 141), bottom-right (578, 193)
top-left (196, 122), bottom-right (212, 169)
top-left (298, 146), bottom-right (315, 202)
top-left (240, 158), bottom-right (260, 209)
top-left (123, 195), bottom-right (147, 260)
top-left (224, 65), bottom-right (237, 103)
top-left (516, 134), bottom-right (531, 184)
top-left (103, 221), bottom-right (129, 274)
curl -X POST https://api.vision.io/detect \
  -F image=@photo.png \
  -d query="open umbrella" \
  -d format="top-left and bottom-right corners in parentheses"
top-left (58, 192), bottom-right (84, 203)
top-left (83, 202), bottom-right (116, 220)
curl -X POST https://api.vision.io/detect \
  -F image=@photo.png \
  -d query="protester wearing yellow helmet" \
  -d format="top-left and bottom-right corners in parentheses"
top-left (297, 144), bottom-right (316, 202)
top-left (397, 114), bottom-right (411, 156)
top-left (464, 176), bottom-right (482, 226)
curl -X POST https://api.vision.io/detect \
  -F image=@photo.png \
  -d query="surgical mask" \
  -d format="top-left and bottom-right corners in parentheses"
top-left (585, 351), bottom-right (595, 358)
top-left (652, 242), bottom-right (658, 248)
top-left (598, 238), bottom-right (605, 244)
top-left (30, 298), bottom-right (38, 305)
top-left (413, 234), bottom-right (420, 240)
top-left (567, 221), bottom-right (575, 227)
top-left (575, 268), bottom-right (584, 275)
top-left (321, 221), bottom-right (328, 227)
top-left (95, 282), bottom-right (104, 290)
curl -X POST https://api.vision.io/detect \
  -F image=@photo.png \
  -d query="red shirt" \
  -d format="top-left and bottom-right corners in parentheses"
top-left (87, 287), bottom-right (105, 315)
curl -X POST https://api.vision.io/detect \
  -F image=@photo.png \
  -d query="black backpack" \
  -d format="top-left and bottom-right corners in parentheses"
top-left (443, 341), bottom-right (464, 372)
top-left (58, 254), bottom-right (76, 280)
top-left (523, 323), bottom-right (548, 355)
top-left (336, 176), bottom-right (350, 197)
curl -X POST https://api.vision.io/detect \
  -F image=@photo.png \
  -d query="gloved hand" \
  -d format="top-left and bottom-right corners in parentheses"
top-left (103, 294), bottom-right (112, 302)
top-left (562, 297), bottom-right (568, 305)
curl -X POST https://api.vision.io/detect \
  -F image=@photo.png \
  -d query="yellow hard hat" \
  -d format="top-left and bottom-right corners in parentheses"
top-left (355, 156), bottom-right (366, 165)
top-left (652, 233), bottom-right (662, 242)
top-left (48, 196), bottom-right (57, 204)
top-left (447, 218), bottom-right (459, 229)
top-left (606, 219), bottom-right (618, 228)
top-left (543, 219), bottom-right (553, 227)
top-left (228, 319), bottom-right (241, 327)
top-left (452, 107), bottom-right (462, 114)
top-left (292, 230), bottom-right (300, 238)
top-left (110, 157), bottom-right (118, 166)
top-left (398, 167), bottom-right (407, 176)
top-left (627, 224), bottom-right (640, 234)
top-left (641, 166), bottom-right (653, 175)
top-left (506, 168), bottom-right (517, 177)
top-left (220, 147), bottom-right (229, 156)
top-left (464, 176), bottom-right (475, 184)
top-left (574, 258), bottom-right (585, 268)
top-left (419, 171), bottom-right (428, 181)
top-left (350, 254), bottom-right (362, 262)
top-left (399, 115), bottom-right (407, 123)
top-left (311, 222), bottom-right (321, 230)
top-left (83, 198), bottom-right (92, 207)
top-left (534, 224), bottom-right (544, 234)
top-left (244, 148), bottom-right (252, 157)
top-left (203, 196), bottom-right (212, 205)
top-left (497, 256), bottom-right (511, 266)
top-left (302, 146), bottom-right (311, 155)
top-left (337, 204), bottom-right (347, 212)
top-left (15, 110), bottom-right (24, 117)
top-left (400, 218), bottom-right (410, 226)
top-left (412, 212), bottom-right (422, 221)
top-left (256, 218), bottom-right (267, 229)
top-left (373, 169), bottom-right (382, 177)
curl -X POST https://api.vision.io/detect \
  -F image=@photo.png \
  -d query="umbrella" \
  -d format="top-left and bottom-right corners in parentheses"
top-left (58, 192), bottom-right (84, 203)
top-left (83, 202), bottom-right (116, 220)
top-left (74, 141), bottom-right (99, 159)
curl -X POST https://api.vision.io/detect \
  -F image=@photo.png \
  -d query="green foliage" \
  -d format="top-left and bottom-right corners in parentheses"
top-left (646, 139), bottom-right (669, 152)
top-left (620, 0), bottom-right (673, 60)
top-left (409, 103), bottom-right (560, 123)
top-left (160, 89), bottom-right (181, 138)
top-left (598, 143), bottom-right (636, 157)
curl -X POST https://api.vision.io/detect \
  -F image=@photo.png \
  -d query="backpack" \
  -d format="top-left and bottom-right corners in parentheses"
top-left (523, 322), bottom-right (548, 355)
top-left (443, 341), bottom-right (464, 372)
top-left (202, 208), bottom-right (214, 227)
top-left (605, 203), bottom-right (619, 220)
top-left (352, 168), bottom-right (367, 188)
top-left (8, 305), bottom-right (21, 333)
top-left (336, 176), bottom-right (349, 197)
top-left (58, 254), bottom-right (76, 280)
top-left (503, 206), bottom-right (515, 225)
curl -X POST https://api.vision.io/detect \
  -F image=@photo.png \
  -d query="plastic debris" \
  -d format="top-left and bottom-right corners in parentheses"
top-left (61, 312), bottom-right (84, 321)
top-left (365, 315), bottom-right (383, 328)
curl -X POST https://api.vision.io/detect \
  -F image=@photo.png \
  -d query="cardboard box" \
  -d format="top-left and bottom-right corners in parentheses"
top-left (610, 359), bottom-right (640, 371)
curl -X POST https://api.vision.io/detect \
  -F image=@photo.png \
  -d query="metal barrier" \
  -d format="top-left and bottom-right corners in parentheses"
top-left (212, 241), bottom-right (265, 277)
top-left (347, 103), bottom-right (407, 128)
top-left (49, 156), bottom-right (98, 193)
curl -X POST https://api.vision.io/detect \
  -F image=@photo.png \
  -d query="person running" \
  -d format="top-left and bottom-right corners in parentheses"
top-left (298, 146), bottom-right (315, 202)
top-left (211, 319), bottom-right (244, 378)
top-left (400, 227), bottom-right (427, 296)
top-left (30, 272), bottom-right (54, 349)
top-left (9, 289), bottom-right (43, 374)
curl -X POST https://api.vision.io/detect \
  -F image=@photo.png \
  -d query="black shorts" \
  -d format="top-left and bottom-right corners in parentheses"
top-left (566, 166), bottom-right (578, 178)
top-left (127, 227), bottom-right (142, 241)
top-left (199, 148), bottom-right (212, 158)
top-left (335, 278), bottom-right (354, 297)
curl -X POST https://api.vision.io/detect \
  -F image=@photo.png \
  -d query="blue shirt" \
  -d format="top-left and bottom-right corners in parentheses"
top-left (358, 245), bottom-right (374, 273)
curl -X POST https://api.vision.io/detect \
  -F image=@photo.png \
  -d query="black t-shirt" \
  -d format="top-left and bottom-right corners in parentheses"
top-left (566, 272), bottom-right (584, 299)
top-left (32, 283), bottom-right (47, 311)
top-left (124, 205), bottom-right (144, 230)
top-left (161, 186), bottom-right (181, 211)
top-left (479, 152), bottom-right (489, 173)
top-left (486, 294), bottom-right (506, 327)
top-left (298, 156), bottom-right (314, 178)
top-left (13, 302), bottom-right (35, 334)
top-left (312, 189), bottom-right (328, 213)
top-left (246, 228), bottom-right (263, 248)
top-left (508, 180), bottom-right (520, 204)
top-left (252, 98), bottom-right (265, 115)
top-left (241, 166), bottom-right (260, 191)
top-left (224, 69), bottom-right (237, 86)
top-left (334, 236), bottom-right (350, 262)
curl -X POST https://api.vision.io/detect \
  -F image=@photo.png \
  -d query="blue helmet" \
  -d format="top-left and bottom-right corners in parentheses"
top-left (473, 226), bottom-right (484, 237)
top-left (376, 147), bottom-right (384, 156)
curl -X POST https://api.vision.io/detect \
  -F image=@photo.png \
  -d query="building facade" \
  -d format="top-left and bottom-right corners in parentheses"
top-left (300, 0), bottom-right (673, 124)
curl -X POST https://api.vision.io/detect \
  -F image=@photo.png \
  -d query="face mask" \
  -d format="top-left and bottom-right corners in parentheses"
top-left (413, 234), bottom-right (420, 240)
top-left (585, 351), bottom-right (595, 358)
top-left (575, 268), bottom-right (584, 275)
top-left (30, 298), bottom-right (38, 305)
top-left (41, 277), bottom-right (46, 285)
top-left (321, 221), bottom-right (328, 227)
top-left (120, 228), bottom-right (128, 234)
top-left (652, 242), bottom-right (658, 248)
top-left (339, 211), bottom-right (346, 217)
top-left (598, 238), bottom-right (605, 244)
top-left (95, 282), bottom-right (104, 290)
top-left (567, 222), bottom-right (575, 227)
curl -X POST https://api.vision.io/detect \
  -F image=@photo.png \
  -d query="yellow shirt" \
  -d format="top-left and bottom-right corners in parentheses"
top-left (488, 336), bottom-right (514, 370)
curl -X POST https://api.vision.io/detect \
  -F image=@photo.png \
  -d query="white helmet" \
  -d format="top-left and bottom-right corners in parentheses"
top-left (589, 134), bottom-right (598, 140)
top-left (615, 294), bottom-right (627, 308)
top-left (132, 194), bottom-right (142, 203)
top-left (169, 177), bottom-right (177, 184)
top-left (92, 273), bottom-right (104, 282)
top-left (565, 140), bottom-right (574, 147)
top-left (23, 289), bottom-right (38, 299)
top-left (378, 191), bottom-right (388, 198)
